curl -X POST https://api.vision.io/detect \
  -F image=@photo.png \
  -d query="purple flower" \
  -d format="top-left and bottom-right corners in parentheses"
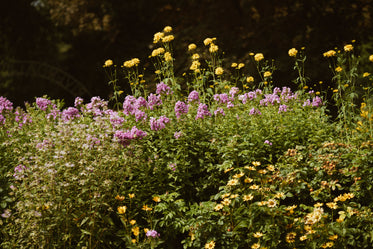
top-left (0, 96), bottom-right (13, 113)
top-left (278, 104), bottom-right (288, 113)
top-left (62, 107), bottom-right (81, 121)
top-left (214, 107), bottom-right (225, 116)
top-left (74, 97), bottom-right (84, 108)
top-left (134, 109), bottom-right (147, 122)
top-left (110, 111), bottom-right (126, 127)
top-left (260, 93), bottom-right (281, 106)
top-left (264, 140), bottom-right (272, 145)
top-left (229, 87), bottom-right (239, 97)
top-left (312, 96), bottom-right (323, 107)
top-left (169, 163), bottom-right (177, 171)
top-left (13, 164), bottom-right (27, 180)
top-left (150, 116), bottom-right (170, 131)
top-left (303, 99), bottom-right (311, 107)
top-left (86, 97), bottom-right (108, 116)
top-left (156, 82), bottom-right (173, 95)
top-left (114, 126), bottom-right (147, 147)
top-left (1, 209), bottom-right (11, 218)
top-left (195, 103), bottom-right (211, 120)
top-left (148, 94), bottom-right (162, 110)
top-left (213, 93), bottom-right (230, 104)
top-left (249, 107), bottom-right (262, 115)
top-left (123, 95), bottom-right (137, 116)
top-left (174, 101), bottom-right (189, 119)
top-left (36, 97), bottom-right (54, 111)
top-left (188, 90), bottom-right (199, 103)
top-left (134, 97), bottom-right (148, 109)
top-left (146, 230), bottom-right (160, 238)
top-left (174, 131), bottom-right (182, 139)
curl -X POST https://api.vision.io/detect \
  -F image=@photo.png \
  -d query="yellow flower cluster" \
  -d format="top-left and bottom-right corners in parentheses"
top-left (117, 206), bottom-right (127, 214)
top-left (370, 54), bottom-right (373, 62)
top-left (288, 48), bottom-right (298, 57)
top-left (263, 71), bottom-right (272, 78)
top-left (335, 66), bottom-right (343, 72)
top-left (209, 44), bottom-right (219, 53)
top-left (103, 59), bottom-right (113, 67)
top-left (164, 52), bottom-right (172, 62)
top-left (123, 58), bottom-right (140, 68)
top-left (190, 60), bottom-right (201, 71)
top-left (205, 240), bottom-right (215, 249)
top-left (333, 192), bottom-right (354, 202)
top-left (188, 43), bottom-right (197, 51)
top-left (142, 205), bottom-right (152, 211)
top-left (115, 195), bottom-right (125, 201)
top-left (344, 44), bottom-right (353, 52)
top-left (163, 26), bottom-right (172, 33)
top-left (215, 67), bottom-right (224, 75)
top-left (151, 47), bottom-right (165, 57)
top-left (203, 37), bottom-right (216, 46)
top-left (246, 76), bottom-right (254, 83)
top-left (153, 26), bottom-right (173, 43)
top-left (132, 226), bottom-right (140, 236)
top-left (323, 50), bottom-right (336, 57)
top-left (254, 53), bottom-right (264, 62)
top-left (162, 35), bottom-right (174, 43)
top-left (231, 62), bottom-right (245, 69)
top-left (153, 32), bottom-right (164, 43)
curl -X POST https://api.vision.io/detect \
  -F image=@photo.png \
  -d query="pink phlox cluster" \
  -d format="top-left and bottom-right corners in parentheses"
top-left (13, 164), bottom-right (27, 180)
top-left (109, 110), bottom-right (126, 128)
top-left (174, 101), bottom-right (189, 119)
top-left (85, 97), bottom-right (108, 116)
top-left (150, 115), bottom-right (170, 131)
top-left (36, 97), bottom-right (56, 111)
top-left (196, 103), bottom-right (211, 120)
top-left (174, 131), bottom-right (182, 139)
top-left (229, 87), bottom-right (240, 97)
top-left (238, 90), bottom-right (261, 104)
top-left (214, 107), bottom-right (225, 116)
top-left (188, 90), bottom-right (200, 103)
top-left (62, 107), bottom-right (81, 121)
top-left (249, 107), bottom-right (262, 115)
top-left (148, 93), bottom-right (162, 110)
top-left (156, 82), bottom-right (173, 95)
top-left (14, 109), bottom-right (32, 128)
top-left (146, 230), bottom-right (160, 238)
top-left (278, 104), bottom-right (288, 113)
top-left (114, 126), bottom-right (147, 147)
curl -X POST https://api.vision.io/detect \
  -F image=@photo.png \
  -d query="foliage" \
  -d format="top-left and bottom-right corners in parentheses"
top-left (1, 28), bottom-right (373, 248)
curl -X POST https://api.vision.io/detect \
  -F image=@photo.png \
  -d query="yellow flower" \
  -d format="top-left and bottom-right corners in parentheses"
top-left (246, 76), bottom-right (254, 83)
top-left (254, 53), bottom-right (264, 62)
top-left (274, 192), bottom-right (285, 199)
top-left (117, 206), bottom-right (127, 214)
top-left (316, 91), bottom-right (320, 95)
top-left (215, 67), bottom-right (224, 75)
top-left (253, 232), bottom-right (263, 238)
top-left (164, 52), bottom-right (172, 62)
top-left (153, 196), bottom-right (161, 202)
top-left (151, 47), bottom-right (165, 57)
top-left (369, 55), bottom-right (373, 62)
top-left (300, 235), bottom-right (308, 241)
top-left (363, 72), bottom-right (370, 77)
top-left (155, 70), bottom-right (161, 74)
top-left (144, 228), bottom-right (149, 233)
top-left (153, 32), bottom-right (164, 43)
top-left (128, 193), bottom-right (135, 198)
top-left (335, 66), bottom-right (343, 72)
top-left (205, 240), bottom-right (215, 249)
top-left (115, 195), bottom-right (125, 201)
top-left (131, 239), bottom-right (136, 244)
top-left (344, 44), bottom-right (353, 52)
top-left (104, 59), bottom-right (113, 67)
top-left (163, 26), bottom-right (172, 32)
top-left (238, 63), bottom-right (245, 69)
top-left (286, 232), bottom-right (296, 243)
top-left (288, 48), bottom-right (298, 57)
top-left (329, 235), bottom-right (338, 240)
top-left (314, 202), bottom-right (323, 207)
top-left (267, 165), bottom-right (275, 171)
top-left (249, 184), bottom-right (259, 190)
top-left (244, 177), bottom-right (253, 183)
top-left (267, 199), bottom-right (277, 208)
top-left (221, 198), bottom-right (231, 206)
top-left (132, 226), bottom-right (140, 236)
top-left (323, 50), bottom-right (336, 57)
top-left (130, 219), bottom-right (136, 225)
top-left (203, 38), bottom-right (215, 46)
top-left (188, 43), bottom-right (197, 51)
top-left (233, 172), bottom-right (244, 178)
top-left (123, 58), bottom-right (140, 68)
top-left (214, 204), bottom-right (224, 211)
top-left (190, 60), bottom-right (201, 71)
top-left (333, 89), bottom-right (338, 93)
top-left (192, 53), bottom-right (200, 60)
top-left (263, 71), bottom-right (272, 78)
top-left (303, 85), bottom-right (309, 89)
top-left (231, 63), bottom-right (238, 68)
top-left (243, 194), bottom-right (254, 201)
top-left (142, 205), bottom-right (152, 211)
top-left (162, 35), bottom-right (174, 43)
top-left (221, 193), bottom-right (231, 199)
top-left (227, 179), bottom-right (238, 186)
top-left (326, 202), bottom-right (338, 209)
top-left (230, 194), bottom-right (239, 199)
top-left (209, 44), bottom-right (219, 53)
top-left (344, 84), bottom-right (349, 88)
top-left (251, 243), bottom-right (260, 249)
top-left (252, 161), bottom-right (261, 166)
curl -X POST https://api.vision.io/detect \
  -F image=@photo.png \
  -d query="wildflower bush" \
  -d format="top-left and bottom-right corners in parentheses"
top-left (1, 26), bottom-right (373, 248)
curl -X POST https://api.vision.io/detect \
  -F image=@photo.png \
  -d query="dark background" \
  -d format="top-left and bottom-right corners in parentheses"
top-left (1, 0), bottom-right (373, 107)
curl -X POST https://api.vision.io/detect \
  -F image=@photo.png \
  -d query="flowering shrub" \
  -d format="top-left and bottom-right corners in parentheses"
top-left (1, 27), bottom-right (372, 248)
